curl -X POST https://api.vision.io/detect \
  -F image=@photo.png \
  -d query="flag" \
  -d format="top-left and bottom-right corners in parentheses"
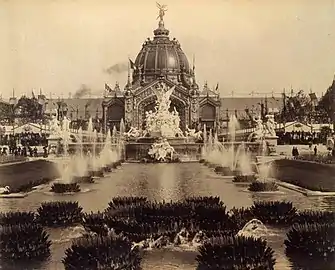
top-left (215, 83), bottom-right (219, 92)
top-left (129, 59), bottom-right (136, 70)
top-left (105, 83), bottom-right (113, 93)
top-left (32, 90), bottom-right (36, 99)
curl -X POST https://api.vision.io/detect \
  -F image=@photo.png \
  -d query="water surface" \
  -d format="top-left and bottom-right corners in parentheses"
top-left (1, 163), bottom-right (334, 270)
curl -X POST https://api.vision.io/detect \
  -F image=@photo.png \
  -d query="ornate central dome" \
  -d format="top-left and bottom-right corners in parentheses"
top-left (133, 17), bottom-right (192, 88)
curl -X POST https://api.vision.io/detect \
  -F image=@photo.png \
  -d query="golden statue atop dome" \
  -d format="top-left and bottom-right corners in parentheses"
top-left (156, 2), bottom-right (168, 22)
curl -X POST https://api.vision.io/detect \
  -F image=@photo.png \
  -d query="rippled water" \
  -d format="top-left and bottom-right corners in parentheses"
top-left (1, 163), bottom-right (335, 270)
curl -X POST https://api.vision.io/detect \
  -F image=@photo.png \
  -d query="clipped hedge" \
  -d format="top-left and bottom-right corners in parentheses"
top-left (196, 236), bottom-right (276, 270)
top-left (62, 235), bottom-right (142, 270)
top-left (36, 201), bottom-right (83, 227)
top-left (0, 224), bottom-right (51, 262)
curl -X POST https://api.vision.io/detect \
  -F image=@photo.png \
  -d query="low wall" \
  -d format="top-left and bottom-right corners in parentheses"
top-left (271, 158), bottom-right (335, 192)
top-left (0, 159), bottom-right (60, 190)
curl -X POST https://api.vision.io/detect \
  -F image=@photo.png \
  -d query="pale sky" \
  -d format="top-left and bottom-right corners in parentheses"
top-left (1, 0), bottom-right (335, 98)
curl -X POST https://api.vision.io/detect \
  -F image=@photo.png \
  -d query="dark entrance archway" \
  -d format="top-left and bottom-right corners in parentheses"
top-left (200, 103), bottom-right (216, 130)
top-left (106, 103), bottom-right (124, 131)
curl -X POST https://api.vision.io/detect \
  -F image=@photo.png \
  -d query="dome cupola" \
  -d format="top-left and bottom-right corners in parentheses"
top-left (132, 4), bottom-right (192, 88)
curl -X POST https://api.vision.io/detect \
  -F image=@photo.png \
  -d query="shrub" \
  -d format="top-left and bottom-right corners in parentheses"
top-left (294, 210), bottom-right (335, 225)
top-left (185, 196), bottom-right (222, 206)
top-left (228, 207), bottom-right (256, 231)
top-left (72, 176), bottom-right (94, 184)
top-left (88, 170), bottom-right (104, 178)
top-left (196, 236), bottom-right (276, 270)
top-left (102, 165), bottom-right (112, 172)
top-left (214, 166), bottom-right (237, 176)
top-left (248, 181), bottom-right (279, 192)
top-left (233, 174), bottom-right (257, 182)
top-left (36, 201), bottom-right (83, 227)
top-left (0, 224), bottom-right (51, 262)
top-left (50, 183), bottom-right (81, 193)
top-left (199, 159), bottom-right (205, 163)
top-left (250, 201), bottom-right (297, 226)
top-left (285, 223), bottom-right (335, 268)
top-left (62, 235), bottom-right (142, 270)
top-left (106, 196), bottom-right (148, 212)
top-left (0, 211), bottom-right (35, 226)
top-left (82, 212), bottom-right (109, 236)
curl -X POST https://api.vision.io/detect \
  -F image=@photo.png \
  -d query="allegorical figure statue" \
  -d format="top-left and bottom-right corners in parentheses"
top-left (156, 2), bottom-right (168, 21)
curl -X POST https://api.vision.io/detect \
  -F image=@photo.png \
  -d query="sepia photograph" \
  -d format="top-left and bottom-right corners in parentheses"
top-left (0, 0), bottom-right (334, 269)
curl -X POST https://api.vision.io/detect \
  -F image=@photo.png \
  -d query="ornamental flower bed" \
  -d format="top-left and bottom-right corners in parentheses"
top-left (196, 236), bottom-right (276, 270)
top-left (50, 183), bottom-right (81, 193)
top-left (0, 224), bottom-right (51, 262)
top-left (36, 201), bottom-right (83, 227)
top-left (250, 201), bottom-right (297, 226)
top-left (248, 181), bottom-right (279, 192)
top-left (285, 223), bottom-right (335, 269)
top-left (62, 235), bottom-right (142, 270)
top-left (0, 211), bottom-right (35, 226)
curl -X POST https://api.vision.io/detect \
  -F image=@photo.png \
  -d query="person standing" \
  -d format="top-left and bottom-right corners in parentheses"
top-left (314, 145), bottom-right (318, 156)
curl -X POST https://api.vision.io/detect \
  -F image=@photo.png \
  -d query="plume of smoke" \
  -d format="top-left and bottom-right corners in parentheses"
top-left (73, 84), bottom-right (91, 99)
top-left (105, 62), bottom-right (128, 74)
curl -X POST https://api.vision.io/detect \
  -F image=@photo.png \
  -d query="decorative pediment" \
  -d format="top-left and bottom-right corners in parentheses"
top-left (102, 96), bottom-right (125, 107)
top-left (199, 96), bottom-right (220, 108)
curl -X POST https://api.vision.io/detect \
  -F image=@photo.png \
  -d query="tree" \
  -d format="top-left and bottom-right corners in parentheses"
top-left (279, 90), bottom-right (314, 123)
top-left (317, 82), bottom-right (335, 129)
top-left (15, 96), bottom-right (44, 123)
top-left (0, 101), bottom-right (12, 124)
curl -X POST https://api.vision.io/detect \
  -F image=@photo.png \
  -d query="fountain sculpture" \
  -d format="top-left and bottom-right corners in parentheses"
top-left (144, 82), bottom-right (184, 138)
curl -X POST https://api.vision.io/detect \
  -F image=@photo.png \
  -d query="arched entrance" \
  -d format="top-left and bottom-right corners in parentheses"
top-left (200, 103), bottom-right (216, 130)
top-left (106, 102), bottom-right (124, 130)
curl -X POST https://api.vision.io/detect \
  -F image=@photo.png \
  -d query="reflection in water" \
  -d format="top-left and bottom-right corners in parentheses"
top-left (1, 163), bottom-right (334, 270)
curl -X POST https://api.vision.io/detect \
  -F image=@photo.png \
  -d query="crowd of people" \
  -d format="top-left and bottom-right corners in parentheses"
top-left (277, 131), bottom-right (328, 145)
top-left (0, 132), bottom-right (48, 147)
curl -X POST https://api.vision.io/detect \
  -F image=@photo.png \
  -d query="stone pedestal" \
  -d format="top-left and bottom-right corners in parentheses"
top-left (264, 136), bottom-right (278, 155)
top-left (47, 136), bottom-right (62, 155)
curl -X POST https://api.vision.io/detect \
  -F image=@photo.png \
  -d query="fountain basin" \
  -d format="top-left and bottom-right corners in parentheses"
top-left (233, 175), bottom-right (257, 183)
top-left (72, 176), bottom-right (94, 183)
top-left (88, 170), bottom-right (104, 178)
top-left (50, 183), bottom-right (81, 193)
top-left (102, 166), bottom-right (112, 173)
top-left (214, 166), bottom-right (239, 176)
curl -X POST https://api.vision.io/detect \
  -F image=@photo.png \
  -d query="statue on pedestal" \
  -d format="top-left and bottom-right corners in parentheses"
top-left (264, 114), bottom-right (277, 137)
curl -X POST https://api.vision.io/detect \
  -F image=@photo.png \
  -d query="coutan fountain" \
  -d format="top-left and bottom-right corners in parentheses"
top-left (125, 82), bottom-right (202, 162)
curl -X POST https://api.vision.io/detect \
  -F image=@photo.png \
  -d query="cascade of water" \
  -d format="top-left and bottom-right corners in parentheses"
top-left (92, 129), bottom-right (98, 170)
top-left (120, 118), bottom-right (125, 136)
top-left (78, 127), bottom-right (83, 157)
top-left (228, 115), bottom-right (238, 170)
top-left (237, 219), bottom-right (267, 238)
top-left (87, 117), bottom-right (93, 142)
top-left (203, 124), bottom-right (207, 145)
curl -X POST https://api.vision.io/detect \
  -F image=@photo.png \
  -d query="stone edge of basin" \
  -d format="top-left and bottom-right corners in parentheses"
top-left (276, 181), bottom-right (335, 197)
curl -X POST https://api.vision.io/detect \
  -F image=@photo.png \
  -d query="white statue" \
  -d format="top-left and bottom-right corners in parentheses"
top-left (145, 82), bottom-right (185, 138)
top-left (253, 116), bottom-right (264, 139)
top-left (125, 126), bottom-right (140, 138)
top-left (62, 116), bottom-right (71, 132)
top-left (49, 110), bottom-right (61, 136)
top-left (148, 138), bottom-right (176, 162)
top-left (264, 114), bottom-right (276, 137)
